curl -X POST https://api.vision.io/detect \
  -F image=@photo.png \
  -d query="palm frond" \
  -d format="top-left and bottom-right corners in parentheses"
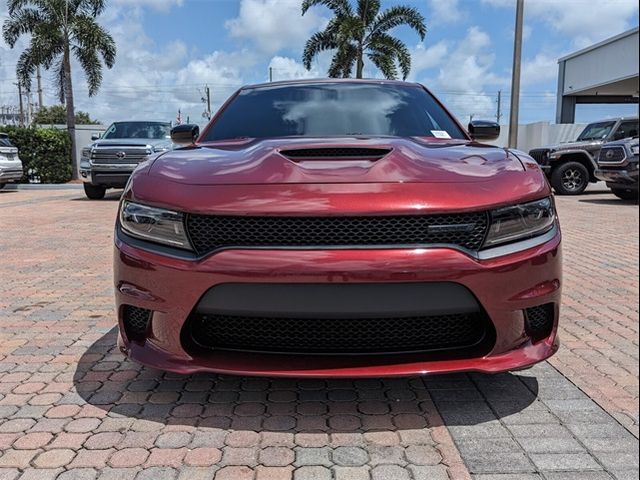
top-left (302, 0), bottom-right (352, 17)
top-left (368, 32), bottom-right (411, 79)
top-left (357, 0), bottom-right (380, 25)
top-left (368, 5), bottom-right (426, 40)
top-left (73, 44), bottom-right (102, 96)
top-left (2, 7), bottom-right (46, 46)
top-left (71, 15), bottom-right (116, 68)
top-left (366, 51), bottom-right (397, 79)
top-left (303, 29), bottom-right (338, 69)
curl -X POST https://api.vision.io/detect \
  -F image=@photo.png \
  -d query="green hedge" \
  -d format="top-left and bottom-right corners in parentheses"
top-left (0, 126), bottom-right (72, 183)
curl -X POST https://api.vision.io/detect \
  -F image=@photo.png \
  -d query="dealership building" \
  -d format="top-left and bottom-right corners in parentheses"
top-left (556, 27), bottom-right (639, 124)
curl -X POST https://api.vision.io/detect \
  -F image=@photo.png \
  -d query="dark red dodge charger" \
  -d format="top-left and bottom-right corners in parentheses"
top-left (114, 79), bottom-right (561, 377)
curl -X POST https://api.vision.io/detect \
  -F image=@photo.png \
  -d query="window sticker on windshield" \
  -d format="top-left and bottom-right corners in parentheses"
top-left (431, 130), bottom-right (451, 139)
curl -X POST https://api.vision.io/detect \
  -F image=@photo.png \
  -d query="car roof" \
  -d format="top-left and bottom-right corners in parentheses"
top-left (588, 116), bottom-right (638, 123)
top-left (241, 78), bottom-right (423, 91)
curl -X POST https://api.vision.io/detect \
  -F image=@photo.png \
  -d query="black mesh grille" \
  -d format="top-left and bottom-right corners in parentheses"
top-left (280, 147), bottom-right (391, 160)
top-left (529, 148), bottom-right (550, 165)
top-left (598, 146), bottom-right (626, 164)
top-left (187, 312), bottom-right (489, 354)
top-left (524, 304), bottom-right (554, 341)
top-left (122, 305), bottom-right (152, 339)
top-left (186, 212), bottom-right (489, 255)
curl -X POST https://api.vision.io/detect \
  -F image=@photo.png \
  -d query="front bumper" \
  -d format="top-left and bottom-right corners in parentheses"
top-left (595, 168), bottom-right (639, 189)
top-left (114, 226), bottom-right (562, 377)
top-left (80, 160), bottom-right (137, 187)
top-left (0, 168), bottom-right (23, 183)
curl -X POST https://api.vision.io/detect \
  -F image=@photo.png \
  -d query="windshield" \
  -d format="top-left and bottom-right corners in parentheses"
top-left (577, 121), bottom-right (616, 141)
top-left (204, 83), bottom-right (467, 141)
top-left (0, 135), bottom-right (14, 147)
top-left (102, 122), bottom-right (170, 140)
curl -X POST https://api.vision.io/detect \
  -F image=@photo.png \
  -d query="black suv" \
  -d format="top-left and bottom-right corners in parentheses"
top-left (529, 117), bottom-right (639, 195)
top-left (595, 137), bottom-right (639, 201)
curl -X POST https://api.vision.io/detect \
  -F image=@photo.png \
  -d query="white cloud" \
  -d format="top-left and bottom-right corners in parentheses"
top-left (417, 27), bottom-right (508, 122)
top-left (521, 52), bottom-right (557, 86)
top-left (111, 0), bottom-right (184, 12)
top-left (268, 56), bottom-right (322, 81)
top-left (427, 0), bottom-right (466, 24)
top-left (409, 41), bottom-right (449, 78)
top-left (482, 0), bottom-right (639, 48)
top-left (225, 0), bottom-right (326, 54)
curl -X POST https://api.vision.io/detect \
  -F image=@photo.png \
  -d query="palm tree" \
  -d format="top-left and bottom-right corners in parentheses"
top-left (3, 0), bottom-right (116, 179)
top-left (302, 0), bottom-right (426, 80)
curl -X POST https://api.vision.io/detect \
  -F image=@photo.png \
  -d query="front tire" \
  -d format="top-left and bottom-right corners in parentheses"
top-left (551, 162), bottom-right (589, 195)
top-left (611, 188), bottom-right (638, 202)
top-left (83, 183), bottom-right (106, 200)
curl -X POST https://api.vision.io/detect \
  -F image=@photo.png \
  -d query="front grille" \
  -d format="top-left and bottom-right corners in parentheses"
top-left (122, 305), bottom-right (152, 340)
top-left (598, 146), bottom-right (626, 165)
top-left (91, 147), bottom-right (149, 165)
top-left (529, 148), bottom-right (550, 165)
top-left (187, 312), bottom-right (489, 354)
top-left (280, 147), bottom-right (391, 160)
top-left (524, 304), bottom-right (554, 342)
top-left (185, 212), bottom-right (489, 255)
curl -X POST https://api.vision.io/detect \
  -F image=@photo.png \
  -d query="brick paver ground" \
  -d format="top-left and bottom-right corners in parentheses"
top-left (0, 185), bottom-right (638, 479)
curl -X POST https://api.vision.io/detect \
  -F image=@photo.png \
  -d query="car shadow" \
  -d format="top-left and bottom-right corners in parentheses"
top-left (579, 198), bottom-right (638, 206)
top-left (73, 328), bottom-right (539, 433)
top-left (70, 190), bottom-right (123, 202)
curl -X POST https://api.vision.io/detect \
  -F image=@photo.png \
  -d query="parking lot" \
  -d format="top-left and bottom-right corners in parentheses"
top-left (0, 186), bottom-right (638, 480)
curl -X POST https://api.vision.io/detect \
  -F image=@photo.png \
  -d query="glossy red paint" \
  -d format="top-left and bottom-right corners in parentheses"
top-left (114, 79), bottom-right (562, 377)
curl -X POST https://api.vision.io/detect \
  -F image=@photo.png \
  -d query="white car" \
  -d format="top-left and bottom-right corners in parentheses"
top-left (0, 133), bottom-right (23, 189)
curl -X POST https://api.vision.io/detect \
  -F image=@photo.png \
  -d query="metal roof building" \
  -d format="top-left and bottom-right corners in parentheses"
top-left (556, 27), bottom-right (639, 123)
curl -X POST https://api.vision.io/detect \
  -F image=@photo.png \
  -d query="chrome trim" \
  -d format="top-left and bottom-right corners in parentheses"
top-left (90, 163), bottom-right (139, 170)
top-left (477, 225), bottom-right (559, 260)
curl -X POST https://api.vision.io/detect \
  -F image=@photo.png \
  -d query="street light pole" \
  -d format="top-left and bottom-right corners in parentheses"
top-left (508, 0), bottom-right (524, 148)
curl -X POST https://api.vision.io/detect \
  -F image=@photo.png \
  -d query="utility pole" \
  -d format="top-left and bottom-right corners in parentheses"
top-left (201, 85), bottom-right (211, 120)
top-left (269, 67), bottom-right (273, 82)
top-left (496, 90), bottom-right (502, 124)
top-left (16, 83), bottom-right (25, 126)
top-left (36, 66), bottom-right (44, 110)
top-left (508, 0), bottom-right (524, 148)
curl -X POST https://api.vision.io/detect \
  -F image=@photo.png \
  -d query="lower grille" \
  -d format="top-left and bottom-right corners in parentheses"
top-left (185, 212), bottom-right (489, 255)
top-left (524, 304), bottom-right (554, 342)
top-left (122, 305), bottom-right (152, 340)
top-left (187, 312), bottom-right (490, 355)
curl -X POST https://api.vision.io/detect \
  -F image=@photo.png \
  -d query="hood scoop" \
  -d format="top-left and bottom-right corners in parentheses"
top-left (280, 147), bottom-right (392, 162)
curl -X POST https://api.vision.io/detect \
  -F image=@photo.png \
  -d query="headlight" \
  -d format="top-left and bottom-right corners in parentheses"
top-left (119, 201), bottom-right (192, 250)
top-left (630, 145), bottom-right (639, 155)
top-left (484, 197), bottom-right (556, 247)
top-left (152, 146), bottom-right (169, 153)
top-left (81, 147), bottom-right (92, 159)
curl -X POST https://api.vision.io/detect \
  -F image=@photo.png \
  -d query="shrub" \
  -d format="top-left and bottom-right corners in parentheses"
top-left (0, 126), bottom-right (72, 183)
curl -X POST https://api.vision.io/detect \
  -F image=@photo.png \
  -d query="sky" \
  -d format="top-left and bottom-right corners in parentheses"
top-left (0, 0), bottom-right (638, 128)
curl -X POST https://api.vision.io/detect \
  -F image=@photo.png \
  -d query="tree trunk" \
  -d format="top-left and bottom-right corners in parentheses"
top-left (63, 43), bottom-right (78, 180)
top-left (356, 54), bottom-right (364, 78)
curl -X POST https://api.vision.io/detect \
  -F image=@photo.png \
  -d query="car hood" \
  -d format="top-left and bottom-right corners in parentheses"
top-left (541, 139), bottom-right (603, 152)
top-left (147, 137), bottom-right (525, 185)
top-left (90, 138), bottom-right (172, 148)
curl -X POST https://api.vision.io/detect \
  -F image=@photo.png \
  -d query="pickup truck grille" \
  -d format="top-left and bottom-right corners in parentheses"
top-left (91, 147), bottom-right (149, 165)
top-left (185, 211), bottom-right (490, 255)
top-left (598, 146), bottom-right (626, 165)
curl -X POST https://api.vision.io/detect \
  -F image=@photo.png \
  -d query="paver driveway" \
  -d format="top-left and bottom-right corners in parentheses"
top-left (0, 185), bottom-right (638, 480)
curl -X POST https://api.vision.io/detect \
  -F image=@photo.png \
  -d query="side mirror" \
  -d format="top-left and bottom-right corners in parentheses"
top-left (91, 133), bottom-right (101, 141)
top-left (171, 124), bottom-right (200, 145)
top-left (468, 120), bottom-right (500, 141)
